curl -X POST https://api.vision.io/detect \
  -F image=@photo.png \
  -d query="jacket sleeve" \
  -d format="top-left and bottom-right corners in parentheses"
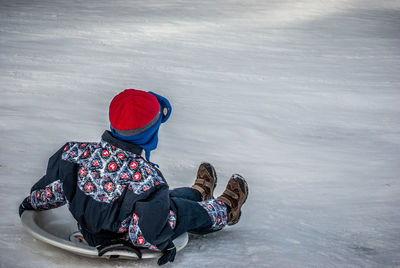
top-left (31, 144), bottom-right (67, 192)
top-left (26, 143), bottom-right (73, 210)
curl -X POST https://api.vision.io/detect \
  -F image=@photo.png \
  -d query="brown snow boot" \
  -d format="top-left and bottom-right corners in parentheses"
top-left (191, 162), bottom-right (218, 200)
top-left (217, 174), bottom-right (248, 226)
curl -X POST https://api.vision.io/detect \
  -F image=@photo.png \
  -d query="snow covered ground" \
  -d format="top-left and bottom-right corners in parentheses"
top-left (1, 0), bottom-right (400, 267)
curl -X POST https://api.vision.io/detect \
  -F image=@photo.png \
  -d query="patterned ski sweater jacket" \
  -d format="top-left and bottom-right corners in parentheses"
top-left (28, 131), bottom-right (175, 251)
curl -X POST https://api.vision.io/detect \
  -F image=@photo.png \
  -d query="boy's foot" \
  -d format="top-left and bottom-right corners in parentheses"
top-left (191, 162), bottom-right (217, 200)
top-left (217, 174), bottom-right (248, 225)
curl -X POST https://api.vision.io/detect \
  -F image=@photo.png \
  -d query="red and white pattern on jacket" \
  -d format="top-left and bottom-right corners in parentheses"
top-left (61, 140), bottom-right (166, 203)
top-left (118, 211), bottom-right (176, 251)
top-left (29, 180), bottom-right (66, 210)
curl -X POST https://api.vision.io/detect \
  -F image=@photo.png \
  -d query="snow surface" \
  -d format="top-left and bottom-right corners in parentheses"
top-left (1, 0), bottom-right (400, 267)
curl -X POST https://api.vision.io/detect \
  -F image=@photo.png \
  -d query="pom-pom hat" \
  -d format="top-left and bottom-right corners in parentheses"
top-left (109, 89), bottom-right (172, 161)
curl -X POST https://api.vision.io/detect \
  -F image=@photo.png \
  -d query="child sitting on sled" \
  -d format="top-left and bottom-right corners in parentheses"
top-left (19, 89), bottom-right (248, 265)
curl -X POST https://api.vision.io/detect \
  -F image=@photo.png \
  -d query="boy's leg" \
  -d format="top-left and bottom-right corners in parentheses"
top-left (170, 173), bottom-right (249, 239)
top-left (170, 197), bottom-right (228, 239)
top-left (169, 187), bottom-right (202, 202)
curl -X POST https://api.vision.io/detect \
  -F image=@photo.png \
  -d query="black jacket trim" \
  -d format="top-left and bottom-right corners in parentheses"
top-left (101, 130), bottom-right (143, 155)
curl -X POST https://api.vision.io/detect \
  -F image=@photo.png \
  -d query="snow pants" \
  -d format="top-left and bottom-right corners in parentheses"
top-left (26, 177), bottom-right (228, 241)
top-left (169, 187), bottom-right (228, 239)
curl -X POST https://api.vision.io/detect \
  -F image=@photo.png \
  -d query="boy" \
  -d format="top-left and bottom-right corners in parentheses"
top-left (19, 89), bottom-right (248, 265)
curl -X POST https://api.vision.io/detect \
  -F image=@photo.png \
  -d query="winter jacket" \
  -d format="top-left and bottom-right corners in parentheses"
top-left (28, 130), bottom-right (175, 251)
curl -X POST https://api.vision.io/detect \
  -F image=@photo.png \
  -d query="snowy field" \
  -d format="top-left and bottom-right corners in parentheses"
top-left (1, 0), bottom-right (400, 267)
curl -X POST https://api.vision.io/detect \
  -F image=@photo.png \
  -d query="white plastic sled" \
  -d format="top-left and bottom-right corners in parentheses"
top-left (21, 206), bottom-right (188, 259)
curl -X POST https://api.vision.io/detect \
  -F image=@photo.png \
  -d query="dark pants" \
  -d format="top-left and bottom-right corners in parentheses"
top-left (169, 187), bottom-right (213, 239)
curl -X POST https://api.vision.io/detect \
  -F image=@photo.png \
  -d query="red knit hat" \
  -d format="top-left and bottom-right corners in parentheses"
top-left (109, 89), bottom-right (161, 136)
